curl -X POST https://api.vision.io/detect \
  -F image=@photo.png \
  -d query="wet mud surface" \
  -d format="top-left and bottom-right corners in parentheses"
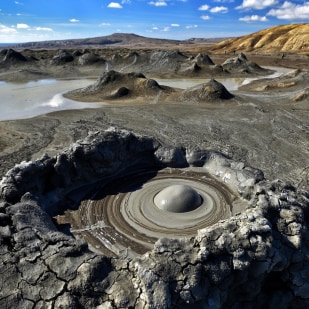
top-left (56, 168), bottom-right (238, 257)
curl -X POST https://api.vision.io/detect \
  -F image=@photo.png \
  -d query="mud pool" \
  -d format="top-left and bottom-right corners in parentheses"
top-left (0, 78), bottom-right (101, 121)
top-left (0, 66), bottom-right (292, 121)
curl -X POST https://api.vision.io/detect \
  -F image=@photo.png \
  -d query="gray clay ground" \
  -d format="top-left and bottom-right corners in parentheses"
top-left (0, 50), bottom-right (308, 187)
top-left (0, 48), bottom-right (308, 308)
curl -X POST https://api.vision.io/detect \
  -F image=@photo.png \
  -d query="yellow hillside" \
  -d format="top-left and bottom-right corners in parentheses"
top-left (210, 24), bottom-right (309, 54)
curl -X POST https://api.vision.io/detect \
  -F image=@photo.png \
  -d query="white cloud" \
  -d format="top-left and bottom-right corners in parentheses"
top-left (34, 27), bottom-right (53, 31)
top-left (239, 14), bottom-right (268, 21)
top-left (148, 1), bottom-right (167, 6)
top-left (107, 2), bottom-right (123, 8)
top-left (201, 15), bottom-right (211, 20)
top-left (236, 0), bottom-right (278, 10)
top-left (186, 24), bottom-right (198, 29)
top-left (163, 26), bottom-right (170, 31)
top-left (198, 4), bottom-right (210, 10)
top-left (100, 22), bottom-right (111, 26)
top-left (70, 19), bottom-right (80, 23)
top-left (267, 1), bottom-right (309, 19)
top-left (210, 6), bottom-right (228, 12)
top-left (171, 23), bottom-right (180, 27)
top-left (17, 23), bottom-right (30, 29)
top-left (0, 24), bottom-right (17, 33)
top-left (15, 1), bottom-right (23, 5)
top-left (152, 26), bottom-right (159, 30)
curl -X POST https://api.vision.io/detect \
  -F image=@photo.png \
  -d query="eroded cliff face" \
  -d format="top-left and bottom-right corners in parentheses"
top-left (0, 129), bottom-right (308, 308)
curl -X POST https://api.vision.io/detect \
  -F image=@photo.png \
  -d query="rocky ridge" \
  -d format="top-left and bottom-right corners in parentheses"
top-left (0, 129), bottom-right (308, 308)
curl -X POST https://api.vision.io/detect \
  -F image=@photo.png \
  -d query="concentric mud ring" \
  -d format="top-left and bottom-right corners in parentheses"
top-left (65, 168), bottom-right (237, 255)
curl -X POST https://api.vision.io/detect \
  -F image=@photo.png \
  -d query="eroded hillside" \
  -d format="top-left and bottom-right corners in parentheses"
top-left (210, 23), bottom-right (309, 54)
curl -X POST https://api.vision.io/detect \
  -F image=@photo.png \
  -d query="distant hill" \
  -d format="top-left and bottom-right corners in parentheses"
top-left (210, 24), bottom-right (309, 54)
top-left (13, 33), bottom-right (184, 49)
top-left (8, 24), bottom-right (309, 54)
top-left (0, 43), bottom-right (17, 48)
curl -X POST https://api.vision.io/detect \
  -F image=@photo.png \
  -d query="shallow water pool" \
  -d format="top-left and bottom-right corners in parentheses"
top-left (0, 78), bottom-right (101, 121)
top-left (0, 66), bottom-right (293, 121)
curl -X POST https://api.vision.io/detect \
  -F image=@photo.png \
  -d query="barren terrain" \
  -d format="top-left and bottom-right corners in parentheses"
top-left (0, 25), bottom-right (309, 308)
top-left (0, 42), bottom-right (308, 187)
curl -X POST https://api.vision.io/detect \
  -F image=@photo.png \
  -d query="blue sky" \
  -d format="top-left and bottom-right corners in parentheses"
top-left (0, 0), bottom-right (308, 43)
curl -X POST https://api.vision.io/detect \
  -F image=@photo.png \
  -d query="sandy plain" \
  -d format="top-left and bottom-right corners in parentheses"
top-left (0, 48), bottom-right (308, 191)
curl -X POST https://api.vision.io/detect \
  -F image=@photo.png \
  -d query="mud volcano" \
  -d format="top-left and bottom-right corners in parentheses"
top-left (65, 70), bottom-right (171, 102)
top-left (1, 129), bottom-right (309, 308)
top-left (58, 167), bottom-right (237, 255)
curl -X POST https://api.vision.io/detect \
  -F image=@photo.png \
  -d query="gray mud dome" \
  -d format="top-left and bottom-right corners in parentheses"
top-left (65, 70), bottom-right (235, 104)
top-left (65, 70), bottom-right (173, 102)
top-left (0, 129), bottom-right (308, 308)
top-left (222, 52), bottom-right (267, 74)
top-left (179, 78), bottom-right (234, 103)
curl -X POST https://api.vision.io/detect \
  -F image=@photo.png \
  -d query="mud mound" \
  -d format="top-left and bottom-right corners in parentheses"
top-left (65, 70), bottom-right (170, 101)
top-left (194, 53), bottom-right (215, 66)
top-left (149, 49), bottom-right (187, 65)
top-left (78, 52), bottom-right (105, 65)
top-left (210, 23), bottom-right (309, 53)
top-left (180, 62), bottom-right (202, 75)
top-left (179, 78), bottom-right (234, 103)
top-left (0, 49), bottom-right (28, 64)
top-left (222, 52), bottom-right (267, 74)
top-left (109, 51), bottom-right (140, 66)
top-left (180, 54), bottom-right (225, 76)
top-left (50, 50), bottom-right (74, 65)
top-left (0, 129), bottom-right (308, 308)
top-left (107, 49), bottom-right (189, 75)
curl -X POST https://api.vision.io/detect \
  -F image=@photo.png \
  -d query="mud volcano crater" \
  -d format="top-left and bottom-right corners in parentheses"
top-left (1, 129), bottom-right (309, 308)
top-left (56, 166), bottom-right (239, 256)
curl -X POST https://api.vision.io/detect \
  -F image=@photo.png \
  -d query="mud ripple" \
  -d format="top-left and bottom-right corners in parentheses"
top-left (61, 168), bottom-right (236, 255)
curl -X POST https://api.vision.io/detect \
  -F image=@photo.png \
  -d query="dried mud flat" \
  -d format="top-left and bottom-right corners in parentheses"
top-left (0, 46), bottom-right (309, 308)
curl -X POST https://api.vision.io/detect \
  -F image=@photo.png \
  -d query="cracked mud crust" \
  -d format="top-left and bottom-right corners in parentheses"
top-left (0, 129), bottom-right (308, 308)
top-left (0, 48), bottom-right (309, 308)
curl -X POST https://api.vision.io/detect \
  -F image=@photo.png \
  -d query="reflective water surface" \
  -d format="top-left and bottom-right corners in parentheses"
top-left (0, 67), bottom-right (292, 121)
top-left (157, 67), bottom-right (292, 91)
top-left (0, 78), bottom-right (101, 121)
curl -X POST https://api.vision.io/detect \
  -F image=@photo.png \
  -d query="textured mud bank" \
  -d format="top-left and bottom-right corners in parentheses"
top-left (0, 129), bottom-right (308, 308)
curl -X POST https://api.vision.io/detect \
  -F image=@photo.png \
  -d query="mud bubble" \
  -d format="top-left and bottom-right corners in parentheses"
top-left (59, 167), bottom-right (238, 255)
